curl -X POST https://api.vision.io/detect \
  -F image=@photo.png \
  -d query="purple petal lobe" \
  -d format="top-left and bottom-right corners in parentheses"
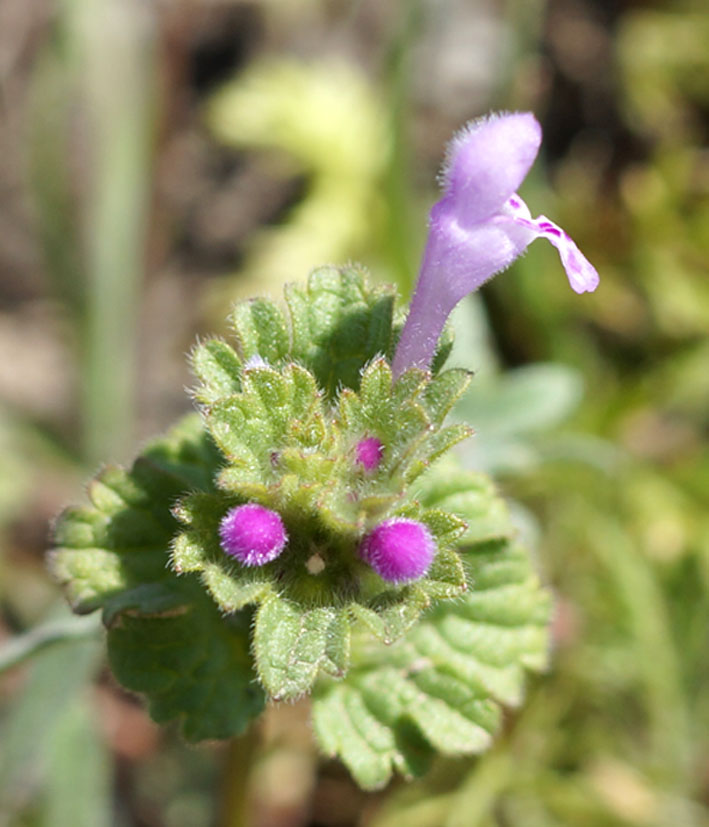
top-left (360, 518), bottom-right (435, 583)
top-left (532, 214), bottom-right (600, 293)
top-left (442, 112), bottom-right (542, 224)
top-left (505, 200), bottom-right (600, 294)
top-left (219, 503), bottom-right (288, 566)
top-left (356, 436), bottom-right (384, 471)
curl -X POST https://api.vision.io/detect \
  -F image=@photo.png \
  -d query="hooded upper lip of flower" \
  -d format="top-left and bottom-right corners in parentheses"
top-left (392, 111), bottom-right (599, 378)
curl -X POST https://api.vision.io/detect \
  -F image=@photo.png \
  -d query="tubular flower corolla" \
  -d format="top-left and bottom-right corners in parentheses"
top-left (392, 112), bottom-right (599, 377)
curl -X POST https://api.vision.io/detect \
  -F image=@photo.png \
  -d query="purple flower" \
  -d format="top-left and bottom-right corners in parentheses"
top-left (360, 518), bottom-right (435, 583)
top-left (392, 112), bottom-right (599, 377)
top-left (355, 436), bottom-right (384, 472)
top-left (219, 503), bottom-right (288, 566)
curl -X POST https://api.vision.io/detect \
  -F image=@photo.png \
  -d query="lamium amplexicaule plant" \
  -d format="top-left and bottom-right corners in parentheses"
top-left (51, 113), bottom-right (598, 789)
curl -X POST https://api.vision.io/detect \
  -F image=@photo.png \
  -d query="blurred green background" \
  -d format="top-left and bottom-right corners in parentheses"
top-left (1, 0), bottom-right (708, 825)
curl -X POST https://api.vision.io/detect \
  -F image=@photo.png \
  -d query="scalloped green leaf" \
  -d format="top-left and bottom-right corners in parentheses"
top-left (108, 600), bottom-right (264, 741)
top-left (202, 563), bottom-right (273, 613)
top-left (359, 358), bottom-right (393, 412)
top-left (423, 368), bottom-right (473, 426)
top-left (191, 338), bottom-right (243, 404)
top-left (49, 548), bottom-right (137, 614)
top-left (311, 463), bottom-right (551, 789)
top-left (285, 266), bottom-right (395, 398)
top-left (419, 547), bottom-right (467, 600)
top-left (254, 594), bottom-right (351, 700)
top-left (205, 363), bottom-right (324, 475)
top-left (230, 297), bottom-right (290, 364)
top-left (404, 424), bottom-right (474, 483)
top-left (392, 368), bottom-right (428, 407)
top-left (350, 588), bottom-right (431, 645)
top-left (139, 414), bottom-right (222, 493)
top-left (207, 396), bottom-right (272, 464)
top-left (51, 418), bottom-right (218, 614)
top-left (416, 459), bottom-right (514, 545)
top-left (313, 536), bottom-right (550, 788)
top-left (53, 415), bottom-right (265, 741)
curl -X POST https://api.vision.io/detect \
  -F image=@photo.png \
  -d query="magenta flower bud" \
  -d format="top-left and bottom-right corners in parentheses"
top-left (355, 436), bottom-right (384, 472)
top-left (392, 111), bottom-right (599, 377)
top-left (219, 503), bottom-right (288, 566)
top-left (360, 518), bottom-right (435, 584)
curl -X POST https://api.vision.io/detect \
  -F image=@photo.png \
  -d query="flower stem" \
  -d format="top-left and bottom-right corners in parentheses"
top-left (219, 726), bottom-right (259, 827)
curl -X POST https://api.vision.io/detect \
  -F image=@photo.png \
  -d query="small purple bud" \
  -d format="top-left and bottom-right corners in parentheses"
top-left (360, 518), bottom-right (435, 584)
top-left (355, 436), bottom-right (384, 472)
top-left (219, 503), bottom-right (288, 566)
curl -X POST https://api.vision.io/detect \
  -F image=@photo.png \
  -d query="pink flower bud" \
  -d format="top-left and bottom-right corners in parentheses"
top-left (355, 436), bottom-right (384, 472)
top-left (360, 518), bottom-right (435, 583)
top-left (219, 504), bottom-right (288, 566)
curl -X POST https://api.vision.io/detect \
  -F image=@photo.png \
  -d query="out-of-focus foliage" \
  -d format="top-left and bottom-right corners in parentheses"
top-left (207, 58), bottom-right (389, 300)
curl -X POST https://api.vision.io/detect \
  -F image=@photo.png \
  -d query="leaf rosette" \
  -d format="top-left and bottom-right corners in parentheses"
top-left (174, 266), bottom-right (475, 700)
top-left (50, 266), bottom-right (550, 780)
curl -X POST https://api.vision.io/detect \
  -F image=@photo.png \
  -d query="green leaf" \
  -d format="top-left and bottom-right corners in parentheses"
top-left (202, 563), bottom-right (273, 612)
top-left (191, 338), bottom-right (242, 404)
top-left (391, 368), bottom-right (428, 407)
top-left (205, 363), bottom-right (324, 475)
top-left (359, 358), bottom-right (393, 413)
top-left (312, 464), bottom-right (551, 789)
top-left (415, 460), bottom-right (514, 545)
top-left (51, 415), bottom-right (266, 743)
top-left (424, 368), bottom-right (473, 426)
top-left (311, 678), bottom-right (435, 790)
top-left (419, 507), bottom-right (468, 546)
top-left (108, 599), bottom-right (264, 741)
top-left (431, 320), bottom-right (455, 375)
top-left (49, 548), bottom-right (133, 614)
top-left (313, 534), bottom-right (549, 788)
top-left (254, 593), bottom-right (351, 700)
top-left (285, 266), bottom-right (395, 397)
top-left (241, 367), bottom-right (295, 445)
top-left (403, 424), bottom-right (474, 483)
top-left (312, 659), bottom-right (498, 791)
top-left (140, 413), bottom-right (222, 492)
top-left (350, 588), bottom-right (431, 644)
top-left (51, 416), bottom-right (216, 614)
top-left (230, 297), bottom-right (290, 364)
top-left (420, 547), bottom-right (467, 600)
top-left (207, 396), bottom-right (270, 466)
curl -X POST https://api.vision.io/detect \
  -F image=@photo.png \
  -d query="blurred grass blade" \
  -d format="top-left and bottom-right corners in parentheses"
top-left (73, 0), bottom-right (156, 463)
top-left (0, 614), bottom-right (100, 675)
top-left (27, 47), bottom-right (85, 321)
top-left (29, 0), bottom-right (156, 465)
top-left (0, 635), bottom-right (103, 818)
top-left (44, 697), bottom-right (111, 827)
